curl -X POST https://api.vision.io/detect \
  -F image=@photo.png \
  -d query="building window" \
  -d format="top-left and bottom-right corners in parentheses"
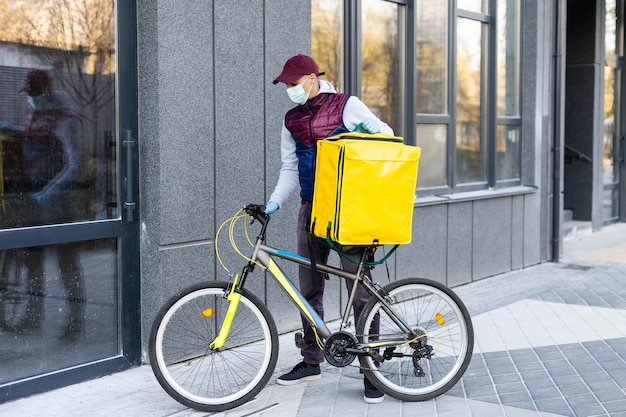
top-left (455, 16), bottom-right (488, 185)
top-left (312, 0), bottom-right (344, 92)
top-left (496, 0), bottom-right (521, 184)
top-left (417, 0), bottom-right (522, 192)
top-left (312, 0), bottom-right (521, 192)
top-left (361, 0), bottom-right (406, 137)
top-left (416, 1), bottom-right (449, 188)
top-left (0, 0), bottom-right (120, 386)
top-left (313, 0), bottom-right (405, 136)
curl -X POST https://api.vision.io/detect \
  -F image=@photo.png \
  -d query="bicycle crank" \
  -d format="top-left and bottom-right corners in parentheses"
top-left (323, 331), bottom-right (359, 367)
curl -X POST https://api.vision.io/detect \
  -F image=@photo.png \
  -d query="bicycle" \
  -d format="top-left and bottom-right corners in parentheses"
top-left (149, 204), bottom-right (474, 412)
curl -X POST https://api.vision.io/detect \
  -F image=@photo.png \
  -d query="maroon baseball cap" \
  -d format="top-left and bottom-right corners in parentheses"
top-left (273, 54), bottom-right (325, 85)
top-left (19, 69), bottom-right (52, 95)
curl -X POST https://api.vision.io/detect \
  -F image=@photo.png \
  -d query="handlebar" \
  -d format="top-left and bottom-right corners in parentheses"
top-left (244, 204), bottom-right (270, 226)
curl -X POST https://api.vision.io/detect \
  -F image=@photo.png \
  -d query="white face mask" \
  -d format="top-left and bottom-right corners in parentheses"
top-left (286, 76), bottom-right (312, 105)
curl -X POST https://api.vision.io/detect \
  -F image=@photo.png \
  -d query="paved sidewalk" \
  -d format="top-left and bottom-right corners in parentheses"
top-left (1, 224), bottom-right (626, 417)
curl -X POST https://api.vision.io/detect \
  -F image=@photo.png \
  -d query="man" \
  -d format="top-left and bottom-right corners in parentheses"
top-left (266, 54), bottom-right (393, 403)
top-left (0, 70), bottom-right (86, 341)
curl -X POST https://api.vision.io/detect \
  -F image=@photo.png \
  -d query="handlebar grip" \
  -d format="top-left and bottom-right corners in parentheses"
top-left (244, 204), bottom-right (270, 223)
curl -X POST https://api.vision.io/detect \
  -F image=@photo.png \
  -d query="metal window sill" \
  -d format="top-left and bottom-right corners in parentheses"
top-left (414, 185), bottom-right (538, 207)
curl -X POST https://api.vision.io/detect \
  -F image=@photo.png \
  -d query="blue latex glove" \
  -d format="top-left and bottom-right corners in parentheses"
top-left (361, 118), bottom-right (381, 133)
top-left (354, 118), bottom-right (381, 134)
top-left (264, 201), bottom-right (279, 215)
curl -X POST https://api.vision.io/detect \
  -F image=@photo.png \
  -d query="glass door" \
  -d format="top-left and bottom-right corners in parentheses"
top-left (0, 0), bottom-right (138, 400)
top-left (604, 0), bottom-right (624, 224)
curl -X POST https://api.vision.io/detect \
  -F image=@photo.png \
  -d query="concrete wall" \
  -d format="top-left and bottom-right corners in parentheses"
top-left (135, 0), bottom-right (555, 360)
top-left (137, 0), bottom-right (313, 357)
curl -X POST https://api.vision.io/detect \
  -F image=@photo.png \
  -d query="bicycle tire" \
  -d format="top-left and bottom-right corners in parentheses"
top-left (356, 277), bottom-right (473, 402)
top-left (149, 281), bottom-right (278, 412)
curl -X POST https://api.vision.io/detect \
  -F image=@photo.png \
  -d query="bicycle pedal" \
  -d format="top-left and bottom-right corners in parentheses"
top-left (295, 331), bottom-right (304, 349)
top-left (368, 350), bottom-right (384, 363)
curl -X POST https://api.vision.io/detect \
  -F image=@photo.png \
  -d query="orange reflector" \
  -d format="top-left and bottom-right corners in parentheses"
top-left (436, 312), bottom-right (445, 326)
top-left (201, 308), bottom-right (214, 318)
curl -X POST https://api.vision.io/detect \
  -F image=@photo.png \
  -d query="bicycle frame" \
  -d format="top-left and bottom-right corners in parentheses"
top-left (255, 242), bottom-right (365, 339)
top-left (213, 207), bottom-right (415, 351)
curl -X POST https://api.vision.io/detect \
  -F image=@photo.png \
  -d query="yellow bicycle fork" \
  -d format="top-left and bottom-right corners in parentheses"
top-left (209, 274), bottom-right (241, 350)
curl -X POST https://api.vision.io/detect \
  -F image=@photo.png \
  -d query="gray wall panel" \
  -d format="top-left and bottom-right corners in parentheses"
top-left (158, 1), bottom-right (215, 246)
top-left (263, 0), bottom-right (315, 331)
top-left (511, 195), bottom-right (524, 269)
top-left (522, 0), bottom-right (553, 263)
top-left (138, 0), bottom-right (161, 358)
top-left (447, 202), bottom-right (472, 287)
top-left (472, 199), bottom-right (512, 278)
top-left (213, 2), bottom-right (267, 300)
top-left (142, 244), bottom-right (215, 334)
top-left (397, 205), bottom-right (447, 283)
top-left (524, 193), bottom-right (543, 265)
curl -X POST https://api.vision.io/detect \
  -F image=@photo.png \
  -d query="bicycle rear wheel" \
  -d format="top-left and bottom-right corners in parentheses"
top-left (149, 281), bottom-right (278, 412)
top-left (356, 278), bottom-right (473, 401)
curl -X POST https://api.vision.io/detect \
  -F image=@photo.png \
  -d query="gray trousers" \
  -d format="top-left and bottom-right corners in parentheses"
top-left (2, 193), bottom-right (85, 330)
top-left (297, 201), bottom-right (378, 364)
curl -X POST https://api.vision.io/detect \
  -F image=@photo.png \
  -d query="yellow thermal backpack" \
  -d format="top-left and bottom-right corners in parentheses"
top-left (310, 132), bottom-right (421, 246)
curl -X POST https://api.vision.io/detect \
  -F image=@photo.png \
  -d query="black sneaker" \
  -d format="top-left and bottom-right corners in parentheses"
top-left (276, 361), bottom-right (321, 385)
top-left (363, 376), bottom-right (384, 404)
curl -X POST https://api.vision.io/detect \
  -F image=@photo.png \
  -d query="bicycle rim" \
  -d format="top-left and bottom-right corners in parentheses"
top-left (149, 283), bottom-right (278, 411)
top-left (357, 278), bottom-right (473, 401)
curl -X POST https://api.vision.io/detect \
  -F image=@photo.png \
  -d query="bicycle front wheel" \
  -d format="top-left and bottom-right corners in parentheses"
top-left (149, 281), bottom-right (278, 412)
top-left (356, 278), bottom-right (473, 402)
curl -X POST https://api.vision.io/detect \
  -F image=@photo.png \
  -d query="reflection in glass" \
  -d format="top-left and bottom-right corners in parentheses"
top-left (603, 74), bottom-right (618, 184)
top-left (312, 0), bottom-right (344, 92)
top-left (0, 0), bottom-right (120, 388)
top-left (603, 188), bottom-right (619, 220)
top-left (416, 0), bottom-right (448, 114)
top-left (362, 0), bottom-right (405, 136)
top-left (496, 125), bottom-right (520, 181)
top-left (416, 124), bottom-right (447, 188)
top-left (497, 0), bottom-right (520, 117)
top-left (0, 0), bottom-right (117, 229)
top-left (0, 238), bottom-right (118, 384)
top-left (457, 0), bottom-right (487, 13)
top-left (603, 0), bottom-right (621, 222)
top-left (456, 18), bottom-right (487, 184)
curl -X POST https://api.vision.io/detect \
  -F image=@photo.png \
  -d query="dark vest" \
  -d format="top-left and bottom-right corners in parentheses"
top-left (285, 93), bottom-right (350, 201)
top-left (3, 107), bottom-right (65, 194)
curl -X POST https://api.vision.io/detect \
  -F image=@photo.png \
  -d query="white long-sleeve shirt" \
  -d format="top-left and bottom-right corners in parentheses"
top-left (269, 80), bottom-right (394, 208)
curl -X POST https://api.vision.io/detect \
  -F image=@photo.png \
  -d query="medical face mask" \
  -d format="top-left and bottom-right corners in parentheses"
top-left (286, 76), bottom-right (312, 105)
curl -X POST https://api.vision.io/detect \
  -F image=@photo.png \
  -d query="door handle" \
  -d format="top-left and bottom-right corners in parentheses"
top-left (123, 130), bottom-right (136, 221)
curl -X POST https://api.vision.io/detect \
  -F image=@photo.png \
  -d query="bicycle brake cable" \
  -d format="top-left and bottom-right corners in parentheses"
top-left (215, 209), bottom-right (245, 276)
top-left (215, 208), bottom-right (267, 276)
top-left (229, 212), bottom-right (266, 270)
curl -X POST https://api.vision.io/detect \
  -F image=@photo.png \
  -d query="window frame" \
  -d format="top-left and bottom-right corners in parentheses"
top-left (415, 0), bottom-right (523, 196)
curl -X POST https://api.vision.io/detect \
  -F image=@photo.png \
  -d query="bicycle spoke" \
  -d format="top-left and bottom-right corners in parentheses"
top-left (357, 278), bottom-right (473, 401)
